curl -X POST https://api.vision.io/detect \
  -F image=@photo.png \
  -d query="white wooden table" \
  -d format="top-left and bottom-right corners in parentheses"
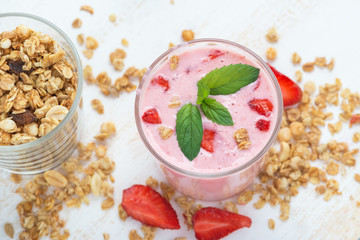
top-left (1, 0), bottom-right (360, 239)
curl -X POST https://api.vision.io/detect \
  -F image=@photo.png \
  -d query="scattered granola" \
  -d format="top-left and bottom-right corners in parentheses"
top-left (354, 174), bottom-right (360, 183)
top-left (118, 204), bottom-right (128, 221)
top-left (14, 136), bottom-right (115, 239)
top-left (295, 70), bottom-right (302, 83)
top-left (233, 128), bottom-right (251, 149)
top-left (302, 62), bottom-right (315, 72)
top-left (94, 121), bottom-right (116, 141)
top-left (91, 99), bottom-right (104, 114)
top-left (110, 49), bottom-right (126, 71)
top-left (268, 219), bottom-right (275, 230)
top-left (85, 36), bottom-right (99, 50)
top-left (242, 74), bottom-right (359, 222)
top-left (223, 201), bottom-right (238, 214)
top-left (315, 57), bottom-right (327, 67)
top-left (292, 52), bottom-right (301, 64)
top-left (103, 233), bottom-right (110, 240)
top-left (72, 18), bottom-right (82, 28)
top-left (145, 176), bottom-right (159, 189)
top-left (175, 195), bottom-right (202, 230)
top-left (0, 25), bottom-right (77, 145)
top-left (109, 14), bottom-right (116, 23)
top-left (83, 65), bottom-right (95, 83)
top-left (265, 27), bottom-right (278, 43)
top-left (77, 34), bottom-right (84, 45)
top-left (4, 222), bottom-right (14, 238)
top-left (181, 30), bottom-right (194, 42)
top-left (122, 38), bottom-right (129, 47)
top-left (83, 49), bottom-right (94, 59)
top-left (169, 42), bottom-right (175, 49)
top-left (80, 5), bottom-right (94, 14)
top-left (160, 182), bottom-right (175, 201)
top-left (266, 47), bottom-right (277, 61)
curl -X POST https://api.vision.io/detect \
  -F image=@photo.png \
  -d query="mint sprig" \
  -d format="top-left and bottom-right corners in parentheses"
top-left (176, 63), bottom-right (259, 160)
top-left (197, 64), bottom-right (259, 104)
top-left (200, 98), bottom-right (234, 126)
top-left (176, 103), bottom-right (203, 161)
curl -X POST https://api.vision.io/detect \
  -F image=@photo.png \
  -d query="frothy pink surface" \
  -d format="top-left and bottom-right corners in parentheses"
top-left (140, 46), bottom-right (278, 174)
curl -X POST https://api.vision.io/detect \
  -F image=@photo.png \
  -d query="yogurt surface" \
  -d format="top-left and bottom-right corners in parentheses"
top-left (139, 44), bottom-right (279, 174)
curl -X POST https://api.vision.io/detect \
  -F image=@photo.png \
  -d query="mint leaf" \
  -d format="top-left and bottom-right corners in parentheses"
top-left (198, 64), bottom-right (259, 95)
top-left (176, 103), bottom-right (203, 161)
top-left (200, 97), bottom-right (234, 126)
top-left (196, 83), bottom-right (210, 104)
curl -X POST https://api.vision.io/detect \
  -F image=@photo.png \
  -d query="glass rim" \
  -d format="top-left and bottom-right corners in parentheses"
top-left (0, 12), bottom-right (83, 151)
top-left (135, 38), bottom-right (283, 179)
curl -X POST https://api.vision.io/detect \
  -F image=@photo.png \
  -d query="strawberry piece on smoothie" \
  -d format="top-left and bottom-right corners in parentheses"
top-left (121, 184), bottom-right (180, 229)
top-left (256, 119), bottom-right (270, 132)
top-left (192, 207), bottom-right (252, 240)
top-left (267, 63), bottom-right (302, 107)
top-left (248, 99), bottom-right (273, 117)
top-left (142, 108), bottom-right (162, 124)
top-left (208, 49), bottom-right (225, 60)
top-left (201, 129), bottom-right (215, 153)
top-left (151, 75), bottom-right (170, 91)
top-left (350, 114), bottom-right (360, 127)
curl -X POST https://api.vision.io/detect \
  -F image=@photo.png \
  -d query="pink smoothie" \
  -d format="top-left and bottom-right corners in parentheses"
top-left (139, 45), bottom-right (279, 175)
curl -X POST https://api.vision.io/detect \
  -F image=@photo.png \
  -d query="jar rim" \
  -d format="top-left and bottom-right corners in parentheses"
top-left (0, 12), bottom-right (83, 151)
top-left (135, 38), bottom-right (283, 179)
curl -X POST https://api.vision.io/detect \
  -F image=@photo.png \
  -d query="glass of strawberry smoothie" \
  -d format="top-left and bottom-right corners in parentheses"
top-left (135, 39), bottom-right (283, 201)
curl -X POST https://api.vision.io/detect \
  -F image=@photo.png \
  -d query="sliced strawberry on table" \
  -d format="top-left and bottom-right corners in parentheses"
top-left (248, 99), bottom-right (274, 117)
top-left (142, 108), bottom-right (162, 124)
top-left (201, 129), bottom-right (215, 153)
top-left (151, 75), bottom-right (170, 91)
top-left (121, 184), bottom-right (180, 229)
top-left (256, 119), bottom-right (270, 132)
top-left (267, 63), bottom-right (302, 107)
top-left (192, 207), bottom-right (252, 240)
top-left (350, 113), bottom-right (360, 127)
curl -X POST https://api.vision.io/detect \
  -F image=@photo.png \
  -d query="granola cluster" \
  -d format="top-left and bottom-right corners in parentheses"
top-left (0, 25), bottom-right (77, 145)
top-left (83, 64), bottom-right (146, 97)
top-left (14, 122), bottom-right (116, 239)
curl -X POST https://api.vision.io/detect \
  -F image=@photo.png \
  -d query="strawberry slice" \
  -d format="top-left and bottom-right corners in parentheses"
top-left (142, 108), bottom-right (161, 124)
top-left (201, 129), bottom-right (215, 153)
top-left (121, 185), bottom-right (180, 229)
top-left (256, 119), bottom-right (270, 132)
top-left (208, 49), bottom-right (225, 60)
top-left (248, 99), bottom-right (273, 117)
top-left (152, 75), bottom-right (170, 91)
top-left (267, 63), bottom-right (302, 107)
top-left (192, 207), bottom-right (251, 240)
top-left (350, 114), bottom-right (360, 127)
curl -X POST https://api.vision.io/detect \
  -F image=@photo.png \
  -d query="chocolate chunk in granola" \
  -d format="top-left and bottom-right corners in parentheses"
top-left (10, 110), bottom-right (38, 125)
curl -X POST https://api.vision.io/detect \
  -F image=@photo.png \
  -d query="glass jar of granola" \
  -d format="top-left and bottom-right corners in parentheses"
top-left (0, 13), bottom-right (83, 174)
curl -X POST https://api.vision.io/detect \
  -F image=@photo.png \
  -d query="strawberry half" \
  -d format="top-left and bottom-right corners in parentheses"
top-left (121, 185), bottom-right (180, 229)
top-left (152, 75), bottom-right (170, 91)
top-left (248, 99), bottom-right (273, 117)
top-left (267, 63), bottom-right (302, 107)
top-left (192, 207), bottom-right (252, 240)
top-left (256, 119), bottom-right (270, 132)
top-left (201, 129), bottom-right (215, 153)
top-left (142, 108), bottom-right (161, 124)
